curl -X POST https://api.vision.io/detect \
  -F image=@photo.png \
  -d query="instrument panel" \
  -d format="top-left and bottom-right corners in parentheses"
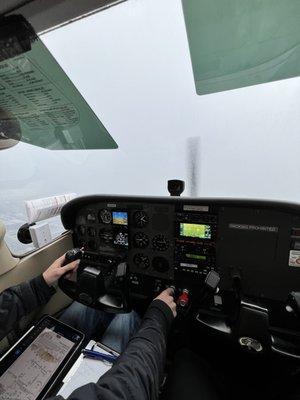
top-left (72, 201), bottom-right (219, 289)
top-left (61, 195), bottom-right (300, 303)
top-left (60, 195), bottom-right (300, 357)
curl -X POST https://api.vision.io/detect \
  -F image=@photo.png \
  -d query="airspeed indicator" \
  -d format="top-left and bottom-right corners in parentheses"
top-left (99, 209), bottom-right (112, 224)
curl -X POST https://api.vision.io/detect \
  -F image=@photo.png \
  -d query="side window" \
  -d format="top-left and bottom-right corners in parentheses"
top-left (3, 213), bottom-right (66, 256)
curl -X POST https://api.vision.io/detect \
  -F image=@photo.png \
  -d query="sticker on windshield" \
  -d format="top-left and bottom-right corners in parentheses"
top-left (288, 250), bottom-right (300, 267)
top-left (0, 39), bottom-right (118, 150)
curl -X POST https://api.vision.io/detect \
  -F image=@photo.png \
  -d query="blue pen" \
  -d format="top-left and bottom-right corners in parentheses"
top-left (82, 349), bottom-right (118, 363)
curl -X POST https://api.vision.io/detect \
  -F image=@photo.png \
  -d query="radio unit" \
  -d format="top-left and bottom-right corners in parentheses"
top-left (174, 212), bottom-right (218, 278)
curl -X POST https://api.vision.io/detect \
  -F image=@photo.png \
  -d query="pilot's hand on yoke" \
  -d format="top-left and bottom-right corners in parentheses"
top-left (155, 287), bottom-right (177, 318)
top-left (43, 254), bottom-right (79, 286)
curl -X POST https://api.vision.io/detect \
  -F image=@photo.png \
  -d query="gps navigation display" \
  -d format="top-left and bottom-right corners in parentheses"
top-left (180, 223), bottom-right (211, 239)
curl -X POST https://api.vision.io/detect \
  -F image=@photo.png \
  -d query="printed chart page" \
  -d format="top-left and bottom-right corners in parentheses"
top-left (58, 341), bottom-right (115, 398)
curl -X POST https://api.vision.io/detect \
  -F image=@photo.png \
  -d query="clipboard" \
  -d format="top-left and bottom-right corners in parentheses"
top-left (57, 340), bottom-right (119, 398)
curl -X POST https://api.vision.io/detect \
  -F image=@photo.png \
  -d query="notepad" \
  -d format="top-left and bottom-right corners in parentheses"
top-left (58, 341), bottom-right (117, 398)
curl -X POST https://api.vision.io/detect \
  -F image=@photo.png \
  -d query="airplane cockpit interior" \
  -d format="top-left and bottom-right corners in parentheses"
top-left (1, 1), bottom-right (300, 399)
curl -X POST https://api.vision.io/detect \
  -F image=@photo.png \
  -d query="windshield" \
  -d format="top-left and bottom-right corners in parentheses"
top-left (1, 0), bottom-right (300, 254)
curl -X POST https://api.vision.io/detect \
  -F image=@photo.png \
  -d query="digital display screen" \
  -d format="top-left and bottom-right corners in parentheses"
top-left (180, 262), bottom-right (198, 269)
top-left (112, 212), bottom-right (128, 225)
top-left (114, 231), bottom-right (128, 247)
top-left (180, 223), bottom-right (211, 239)
top-left (186, 254), bottom-right (206, 261)
top-left (0, 328), bottom-right (74, 400)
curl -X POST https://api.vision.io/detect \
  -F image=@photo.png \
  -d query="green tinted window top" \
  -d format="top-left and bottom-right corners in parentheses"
top-left (182, 0), bottom-right (300, 95)
top-left (0, 38), bottom-right (118, 150)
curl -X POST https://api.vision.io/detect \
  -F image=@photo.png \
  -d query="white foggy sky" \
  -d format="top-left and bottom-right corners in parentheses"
top-left (1, 0), bottom-right (300, 211)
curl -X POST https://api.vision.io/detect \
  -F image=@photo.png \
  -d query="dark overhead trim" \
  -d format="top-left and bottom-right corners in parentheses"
top-left (39, 0), bottom-right (128, 35)
top-left (1, 0), bottom-right (128, 34)
top-left (1, 1), bottom-right (36, 16)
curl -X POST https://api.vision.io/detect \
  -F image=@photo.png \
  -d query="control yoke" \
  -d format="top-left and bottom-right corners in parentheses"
top-left (58, 249), bottom-right (131, 314)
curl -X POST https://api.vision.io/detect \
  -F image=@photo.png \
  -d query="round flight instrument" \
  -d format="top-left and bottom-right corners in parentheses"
top-left (133, 232), bottom-right (149, 248)
top-left (133, 210), bottom-right (149, 228)
top-left (134, 253), bottom-right (150, 270)
top-left (152, 234), bottom-right (169, 251)
top-left (99, 209), bottom-right (112, 224)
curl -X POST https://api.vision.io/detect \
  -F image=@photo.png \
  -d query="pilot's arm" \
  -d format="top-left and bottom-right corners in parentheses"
top-left (0, 255), bottom-right (78, 340)
top-left (50, 289), bottom-right (176, 400)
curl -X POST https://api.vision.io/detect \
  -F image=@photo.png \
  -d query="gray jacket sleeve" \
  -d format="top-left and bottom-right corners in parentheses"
top-left (50, 299), bottom-right (174, 400)
top-left (0, 275), bottom-right (55, 340)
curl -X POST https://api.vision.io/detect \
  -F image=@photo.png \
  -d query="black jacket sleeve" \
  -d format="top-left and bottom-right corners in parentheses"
top-left (50, 299), bottom-right (174, 400)
top-left (0, 275), bottom-right (55, 340)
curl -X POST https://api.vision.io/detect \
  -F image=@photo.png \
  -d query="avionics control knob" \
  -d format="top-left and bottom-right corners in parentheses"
top-left (178, 289), bottom-right (189, 307)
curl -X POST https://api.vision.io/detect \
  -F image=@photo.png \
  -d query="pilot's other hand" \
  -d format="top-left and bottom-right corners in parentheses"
top-left (43, 254), bottom-right (79, 286)
top-left (155, 288), bottom-right (177, 318)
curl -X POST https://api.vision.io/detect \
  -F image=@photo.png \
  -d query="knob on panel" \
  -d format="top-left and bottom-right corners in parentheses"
top-left (178, 289), bottom-right (189, 307)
